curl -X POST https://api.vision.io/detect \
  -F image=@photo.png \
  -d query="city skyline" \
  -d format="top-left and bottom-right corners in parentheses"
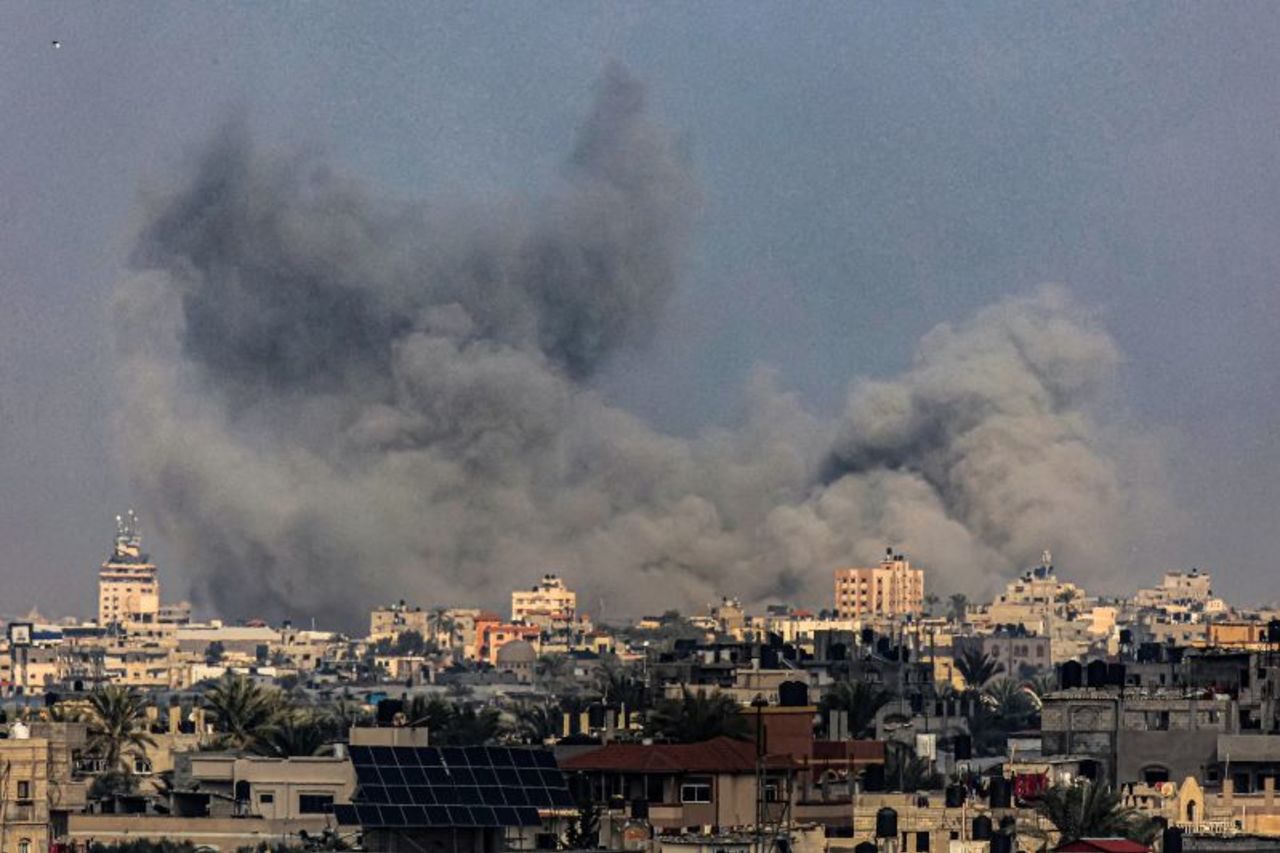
top-left (3, 5), bottom-right (1279, 623)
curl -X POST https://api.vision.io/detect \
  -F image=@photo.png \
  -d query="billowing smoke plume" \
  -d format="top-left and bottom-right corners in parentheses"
top-left (114, 66), bottom-right (1166, 628)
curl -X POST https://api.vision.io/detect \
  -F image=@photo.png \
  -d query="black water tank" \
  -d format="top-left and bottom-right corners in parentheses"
top-left (909, 693), bottom-right (924, 713)
top-left (990, 832), bottom-right (1013, 853)
top-left (760, 647), bottom-right (780, 669)
top-left (1107, 663), bottom-right (1126, 687)
top-left (863, 764), bottom-right (885, 791)
top-left (945, 783), bottom-right (966, 808)
top-left (1269, 621), bottom-right (1280, 644)
top-left (972, 814), bottom-right (993, 840)
top-left (44, 691), bottom-right (59, 707)
top-left (855, 843), bottom-right (877, 853)
top-left (875, 807), bottom-right (898, 838)
top-left (1061, 660), bottom-right (1083, 689)
top-left (375, 698), bottom-right (404, 725)
top-left (989, 776), bottom-right (1011, 809)
top-left (1119, 628), bottom-right (1133, 646)
top-left (778, 681), bottom-right (809, 707)
top-left (1086, 659), bottom-right (1108, 688)
top-left (953, 734), bottom-right (972, 761)
top-left (630, 798), bottom-right (648, 819)
top-left (1163, 825), bottom-right (1184, 853)
top-left (861, 628), bottom-right (876, 646)
top-left (830, 642), bottom-right (847, 661)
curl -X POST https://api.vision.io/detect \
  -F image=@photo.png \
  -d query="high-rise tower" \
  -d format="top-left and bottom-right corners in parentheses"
top-left (97, 510), bottom-right (159, 626)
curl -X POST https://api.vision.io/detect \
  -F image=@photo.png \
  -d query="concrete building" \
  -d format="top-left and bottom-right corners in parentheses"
top-left (96, 511), bottom-right (159, 627)
top-left (511, 574), bottom-right (577, 626)
top-left (1134, 570), bottom-right (1214, 609)
top-left (833, 548), bottom-right (924, 620)
top-left (0, 721), bottom-right (88, 853)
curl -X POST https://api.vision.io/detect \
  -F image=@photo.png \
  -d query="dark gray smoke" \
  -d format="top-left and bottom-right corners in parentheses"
top-left (114, 66), bottom-right (1170, 628)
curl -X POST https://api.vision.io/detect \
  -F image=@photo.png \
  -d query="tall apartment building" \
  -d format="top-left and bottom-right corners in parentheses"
top-left (833, 548), bottom-right (924, 619)
top-left (97, 510), bottom-right (159, 627)
top-left (511, 574), bottom-right (576, 626)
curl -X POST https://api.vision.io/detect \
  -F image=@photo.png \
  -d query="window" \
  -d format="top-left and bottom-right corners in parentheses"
top-left (259, 792), bottom-right (275, 804)
top-left (299, 794), bottom-right (335, 814)
top-left (18, 840), bottom-right (31, 853)
top-left (134, 757), bottom-right (153, 774)
top-left (680, 777), bottom-right (712, 804)
top-left (16, 780), bottom-right (31, 800)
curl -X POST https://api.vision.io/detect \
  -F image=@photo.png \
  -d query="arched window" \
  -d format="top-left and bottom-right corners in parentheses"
top-left (18, 839), bottom-right (31, 853)
top-left (1187, 800), bottom-right (1198, 823)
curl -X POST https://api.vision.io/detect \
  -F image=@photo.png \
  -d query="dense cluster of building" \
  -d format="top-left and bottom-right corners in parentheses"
top-left (2, 515), bottom-right (1279, 852)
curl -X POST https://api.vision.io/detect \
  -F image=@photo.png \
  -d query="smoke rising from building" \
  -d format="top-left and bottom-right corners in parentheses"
top-left (113, 66), bottom-right (1169, 627)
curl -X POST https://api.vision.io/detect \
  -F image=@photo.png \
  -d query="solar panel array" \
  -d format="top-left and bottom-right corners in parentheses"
top-left (334, 745), bottom-right (575, 829)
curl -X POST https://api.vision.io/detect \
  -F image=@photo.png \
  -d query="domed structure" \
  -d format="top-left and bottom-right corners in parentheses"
top-left (496, 640), bottom-right (537, 683)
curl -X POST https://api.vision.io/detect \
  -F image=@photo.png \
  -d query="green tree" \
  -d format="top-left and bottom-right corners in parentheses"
top-left (85, 685), bottom-right (158, 774)
top-left (404, 694), bottom-right (453, 730)
top-left (949, 594), bottom-right (969, 622)
top-left (205, 641), bottom-right (226, 665)
top-left (983, 677), bottom-right (1036, 732)
top-left (645, 687), bottom-right (750, 743)
top-left (434, 704), bottom-right (503, 745)
top-left (956, 647), bottom-right (1005, 690)
top-left (255, 710), bottom-right (330, 757)
top-left (820, 680), bottom-right (895, 738)
top-left (1035, 781), bottom-right (1156, 844)
top-left (884, 741), bottom-right (942, 792)
top-left (203, 673), bottom-right (286, 751)
top-left (563, 799), bottom-right (602, 848)
top-left (596, 657), bottom-right (647, 711)
top-left (923, 594), bottom-right (940, 617)
top-left (512, 701), bottom-right (562, 744)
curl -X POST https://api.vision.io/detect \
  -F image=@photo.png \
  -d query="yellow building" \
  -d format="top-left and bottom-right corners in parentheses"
top-left (97, 511), bottom-right (159, 627)
top-left (0, 721), bottom-right (89, 853)
top-left (833, 549), bottom-right (924, 619)
top-left (511, 574), bottom-right (576, 625)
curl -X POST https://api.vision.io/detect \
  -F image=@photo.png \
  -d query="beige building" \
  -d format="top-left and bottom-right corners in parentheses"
top-left (97, 511), bottom-right (160, 627)
top-left (0, 721), bottom-right (89, 853)
top-left (833, 549), bottom-right (924, 619)
top-left (368, 601), bottom-right (431, 641)
top-left (511, 574), bottom-right (576, 626)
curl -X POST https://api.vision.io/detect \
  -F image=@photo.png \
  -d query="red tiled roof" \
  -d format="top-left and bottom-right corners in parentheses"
top-left (1055, 840), bottom-right (1150, 853)
top-left (560, 737), bottom-right (766, 774)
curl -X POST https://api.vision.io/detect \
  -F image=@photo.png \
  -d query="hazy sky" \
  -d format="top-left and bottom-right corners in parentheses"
top-left (3, 3), bottom-right (1278, 620)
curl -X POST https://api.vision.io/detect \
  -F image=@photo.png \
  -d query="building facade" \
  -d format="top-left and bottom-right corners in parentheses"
top-left (97, 510), bottom-right (159, 627)
top-left (511, 574), bottom-right (576, 626)
top-left (833, 549), bottom-right (924, 619)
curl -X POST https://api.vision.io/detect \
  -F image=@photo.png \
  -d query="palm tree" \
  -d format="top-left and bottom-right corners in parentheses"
top-left (645, 687), bottom-right (750, 743)
top-left (982, 678), bottom-right (1036, 732)
top-left (956, 647), bottom-right (1005, 690)
top-left (1035, 781), bottom-right (1156, 843)
top-left (1021, 672), bottom-right (1058, 709)
top-left (884, 741), bottom-right (942, 792)
top-left (255, 710), bottom-right (330, 757)
top-left (203, 673), bottom-right (286, 751)
top-left (596, 658), bottom-right (646, 711)
top-left (433, 704), bottom-right (503, 745)
top-left (512, 701), bottom-right (562, 744)
top-left (949, 594), bottom-right (969, 622)
top-left (820, 680), bottom-right (895, 738)
top-left (923, 594), bottom-right (940, 617)
top-left (404, 694), bottom-right (455, 730)
top-left (85, 685), bottom-right (157, 773)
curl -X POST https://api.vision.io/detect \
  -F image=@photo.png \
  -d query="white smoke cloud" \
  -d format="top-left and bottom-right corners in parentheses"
top-left (113, 66), bottom-right (1170, 628)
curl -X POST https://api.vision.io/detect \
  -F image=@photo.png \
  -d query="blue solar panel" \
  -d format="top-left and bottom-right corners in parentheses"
top-left (347, 743), bottom-right (570, 829)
